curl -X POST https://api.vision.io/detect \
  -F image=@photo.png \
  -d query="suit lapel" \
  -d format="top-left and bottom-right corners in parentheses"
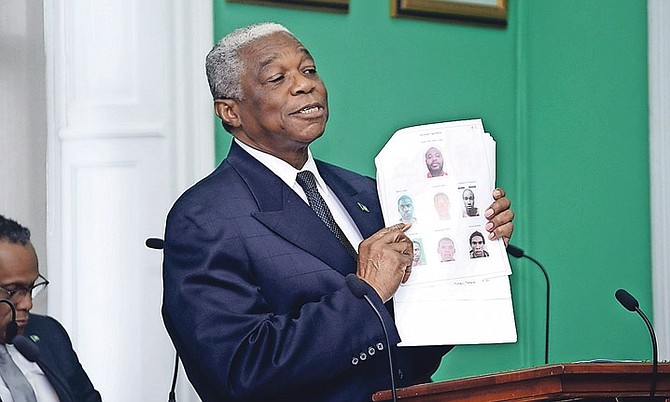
top-left (227, 143), bottom-right (357, 276)
top-left (316, 161), bottom-right (385, 240)
top-left (26, 335), bottom-right (74, 402)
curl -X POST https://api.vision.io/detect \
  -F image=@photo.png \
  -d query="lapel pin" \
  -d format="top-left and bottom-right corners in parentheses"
top-left (30, 334), bottom-right (40, 343)
top-left (357, 202), bottom-right (370, 213)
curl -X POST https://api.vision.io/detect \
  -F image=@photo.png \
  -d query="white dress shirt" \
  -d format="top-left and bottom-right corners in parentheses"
top-left (0, 344), bottom-right (59, 402)
top-left (235, 139), bottom-right (364, 250)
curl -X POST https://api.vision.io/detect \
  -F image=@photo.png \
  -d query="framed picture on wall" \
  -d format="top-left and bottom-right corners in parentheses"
top-left (226, 0), bottom-right (348, 13)
top-left (391, 0), bottom-right (508, 26)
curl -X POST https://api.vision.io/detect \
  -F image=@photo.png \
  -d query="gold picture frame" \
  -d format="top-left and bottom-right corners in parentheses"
top-left (391, 0), bottom-right (508, 26)
top-left (226, 0), bottom-right (349, 13)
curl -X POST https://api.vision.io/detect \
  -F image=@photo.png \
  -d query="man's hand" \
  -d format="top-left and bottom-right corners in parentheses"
top-left (356, 223), bottom-right (413, 302)
top-left (484, 188), bottom-right (515, 246)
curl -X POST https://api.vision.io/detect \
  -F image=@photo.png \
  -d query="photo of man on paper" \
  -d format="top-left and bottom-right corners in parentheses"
top-left (412, 240), bottom-right (426, 266)
top-left (425, 146), bottom-right (447, 178)
top-left (397, 194), bottom-right (417, 223)
top-left (469, 231), bottom-right (489, 258)
top-left (462, 188), bottom-right (480, 217)
top-left (438, 236), bottom-right (456, 262)
top-left (433, 192), bottom-right (451, 220)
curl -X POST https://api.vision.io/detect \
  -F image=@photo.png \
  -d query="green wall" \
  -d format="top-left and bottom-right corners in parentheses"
top-left (212, 0), bottom-right (650, 381)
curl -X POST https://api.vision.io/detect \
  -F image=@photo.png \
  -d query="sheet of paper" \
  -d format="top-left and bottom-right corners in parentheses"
top-left (394, 277), bottom-right (517, 346)
top-left (375, 119), bottom-right (517, 346)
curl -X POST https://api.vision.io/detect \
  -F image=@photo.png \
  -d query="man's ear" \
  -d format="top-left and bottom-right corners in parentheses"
top-left (214, 99), bottom-right (241, 128)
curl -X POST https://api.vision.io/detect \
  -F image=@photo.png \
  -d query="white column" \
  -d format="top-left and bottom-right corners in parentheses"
top-left (649, 0), bottom-right (670, 360)
top-left (43, 0), bottom-right (212, 400)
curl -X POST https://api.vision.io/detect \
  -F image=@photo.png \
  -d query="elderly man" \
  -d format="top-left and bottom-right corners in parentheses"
top-left (0, 215), bottom-right (101, 402)
top-left (162, 22), bottom-right (514, 402)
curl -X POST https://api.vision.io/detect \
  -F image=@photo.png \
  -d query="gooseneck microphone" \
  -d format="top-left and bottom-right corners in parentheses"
top-left (145, 237), bottom-right (179, 402)
top-left (615, 288), bottom-right (658, 398)
top-left (506, 245), bottom-right (550, 365)
top-left (346, 274), bottom-right (397, 402)
top-left (0, 298), bottom-right (18, 343)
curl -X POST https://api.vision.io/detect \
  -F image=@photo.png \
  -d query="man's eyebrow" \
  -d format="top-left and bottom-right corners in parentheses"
top-left (257, 47), bottom-right (315, 73)
top-left (300, 47), bottom-right (314, 61)
top-left (0, 282), bottom-right (23, 289)
top-left (258, 54), bottom-right (279, 72)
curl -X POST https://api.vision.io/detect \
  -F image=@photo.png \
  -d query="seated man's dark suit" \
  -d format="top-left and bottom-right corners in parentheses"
top-left (23, 314), bottom-right (102, 402)
top-left (162, 142), bottom-right (450, 402)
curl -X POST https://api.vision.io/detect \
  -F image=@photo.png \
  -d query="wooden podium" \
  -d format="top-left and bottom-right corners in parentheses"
top-left (372, 362), bottom-right (670, 401)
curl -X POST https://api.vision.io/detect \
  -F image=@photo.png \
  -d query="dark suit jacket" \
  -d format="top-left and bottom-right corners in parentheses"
top-left (162, 142), bottom-right (450, 402)
top-left (23, 314), bottom-right (102, 402)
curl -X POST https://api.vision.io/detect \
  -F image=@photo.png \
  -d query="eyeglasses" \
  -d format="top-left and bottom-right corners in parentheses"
top-left (0, 274), bottom-right (49, 302)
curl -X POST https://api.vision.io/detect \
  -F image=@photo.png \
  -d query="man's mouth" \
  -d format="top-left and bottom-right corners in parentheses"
top-left (292, 103), bottom-right (324, 116)
top-left (299, 106), bottom-right (320, 114)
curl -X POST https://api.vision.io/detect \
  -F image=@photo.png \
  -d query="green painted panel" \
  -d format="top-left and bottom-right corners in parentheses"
top-left (211, 0), bottom-right (651, 383)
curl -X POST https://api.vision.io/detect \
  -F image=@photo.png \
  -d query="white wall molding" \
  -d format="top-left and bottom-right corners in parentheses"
top-left (649, 0), bottom-right (670, 360)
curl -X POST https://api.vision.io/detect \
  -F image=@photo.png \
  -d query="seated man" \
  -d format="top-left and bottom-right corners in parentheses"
top-left (0, 214), bottom-right (102, 402)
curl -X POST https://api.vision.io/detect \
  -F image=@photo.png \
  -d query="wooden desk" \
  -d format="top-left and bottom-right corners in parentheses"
top-left (372, 362), bottom-right (670, 401)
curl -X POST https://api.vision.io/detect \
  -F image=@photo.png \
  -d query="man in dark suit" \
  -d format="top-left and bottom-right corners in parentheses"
top-left (0, 215), bottom-right (101, 402)
top-left (162, 22), bottom-right (514, 402)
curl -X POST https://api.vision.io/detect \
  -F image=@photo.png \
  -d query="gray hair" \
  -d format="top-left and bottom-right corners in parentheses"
top-left (206, 22), bottom-right (295, 101)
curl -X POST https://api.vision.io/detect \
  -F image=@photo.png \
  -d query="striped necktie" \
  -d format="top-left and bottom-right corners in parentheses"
top-left (296, 171), bottom-right (358, 260)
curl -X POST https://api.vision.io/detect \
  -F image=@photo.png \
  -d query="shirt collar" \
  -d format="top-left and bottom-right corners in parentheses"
top-left (234, 139), bottom-right (329, 194)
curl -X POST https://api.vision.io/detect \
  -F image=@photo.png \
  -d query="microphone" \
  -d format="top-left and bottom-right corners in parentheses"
top-left (145, 237), bottom-right (178, 401)
top-left (345, 274), bottom-right (397, 402)
top-left (506, 244), bottom-right (524, 258)
top-left (506, 244), bottom-right (550, 365)
top-left (615, 288), bottom-right (658, 398)
top-left (345, 274), bottom-right (368, 299)
top-left (12, 335), bottom-right (39, 362)
top-left (0, 298), bottom-right (18, 343)
top-left (145, 237), bottom-right (165, 250)
top-left (615, 288), bottom-right (639, 312)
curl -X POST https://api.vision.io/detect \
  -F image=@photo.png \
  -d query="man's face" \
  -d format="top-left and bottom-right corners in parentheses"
top-left (434, 194), bottom-right (450, 217)
top-left (470, 235), bottom-right (485, 257)
top-left (412, 242), bottom-right (421, 264)
top-left (230, 32), bottom-right (329, 163)
top-left (398, 197), bottom-right (414, 221)
top-left (0, 241), bottom-right (38, 343)
top-left (463, 190), bottom-right (475, 208)
top-left (425, 147), bottom-right (444, 175)
top-left (438, 239), bottom-right (455, 261)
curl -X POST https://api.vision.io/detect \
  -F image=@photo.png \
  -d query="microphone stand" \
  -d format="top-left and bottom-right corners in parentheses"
top-left (169, 353), bottom-right (179, 402)
top-left (507, 245), bottom-right (550, 365)
top-left (145, 237), bottom-right (179, 402)
top-left (615, 288), bottom-right (660, 400)
top-left (635, 306), bottom-right (658, 398)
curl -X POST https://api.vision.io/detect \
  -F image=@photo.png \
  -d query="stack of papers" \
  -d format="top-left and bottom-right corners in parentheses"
top-left (375, 119), bottom-right (517, 346)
